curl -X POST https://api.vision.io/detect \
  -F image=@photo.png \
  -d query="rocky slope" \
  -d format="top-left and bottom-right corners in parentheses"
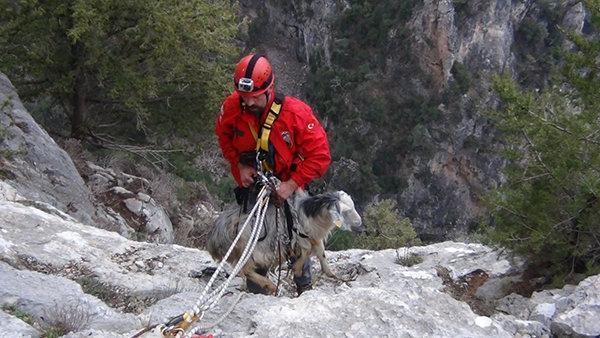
top-left (0, 73), bottom-right (97, 225)
top-left (0, 81), bottom-right (597, 336)
top-left (0, 73), bottom-right (216, 245)
top-left (1, 185), bottom-right (598, 337)
top-left (237, 0), bottom-right (590, 240)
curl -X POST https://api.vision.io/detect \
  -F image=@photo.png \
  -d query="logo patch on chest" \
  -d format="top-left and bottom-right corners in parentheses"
top-left (232, 127), bottom-right (244, 137)
top-left (281, 131), bottom-right (292, 147)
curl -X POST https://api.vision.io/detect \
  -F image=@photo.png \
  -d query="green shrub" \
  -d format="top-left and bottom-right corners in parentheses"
top-left (327, 199), bottom-right (420, 250)
top-left (484, 3), bottom-right (600, 284)
top-left (486, 77), bottom-right (600, 285)
top-left (355, 199), bottom-right (421, 250)
top-left (449, 62), bottom-right (472, 96)
top-left (326, 229), bottom-right (356, 251)
top-left (395, 248), bottom-right (423, 267)
top-left (2, 305), bottom-right (35, 326)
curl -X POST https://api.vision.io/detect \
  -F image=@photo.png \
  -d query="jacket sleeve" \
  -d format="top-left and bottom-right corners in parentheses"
top-left (289, 105), bottom-right (331, 188)
top-left (215, 100), bottom-right (242, 186)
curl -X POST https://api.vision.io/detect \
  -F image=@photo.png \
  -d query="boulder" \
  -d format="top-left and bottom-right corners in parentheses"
top-left (550, 276), bottom-right (600, 337)
top-left (88, 163), bottom-right (174, 244)
top-left (497, 275), bottom-right (600, 337)
top-left (0, 73), bottom-right (96, 224)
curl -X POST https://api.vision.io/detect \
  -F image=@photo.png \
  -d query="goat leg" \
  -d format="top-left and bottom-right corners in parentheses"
top-left (242, 265), bottom-right (277, 295)
top-left (314, 241), bottom-right (356, 282)
top-left (314, 240), bottom-right (337, 279)
top-left (292, 252), bottom-right (307, 280)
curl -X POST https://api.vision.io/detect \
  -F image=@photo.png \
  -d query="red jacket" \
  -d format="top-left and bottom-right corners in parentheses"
top-left (215, 92), bottom-right (331, 188)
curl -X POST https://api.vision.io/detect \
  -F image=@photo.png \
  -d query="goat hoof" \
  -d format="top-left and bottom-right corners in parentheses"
top-left (263, 283), bottom-right (277, 296)
top-left (296, 284), bottom-right (312, 296)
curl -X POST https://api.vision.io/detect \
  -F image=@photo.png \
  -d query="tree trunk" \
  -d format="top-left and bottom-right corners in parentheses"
top-left (70, 42), bottom-right (87, 139)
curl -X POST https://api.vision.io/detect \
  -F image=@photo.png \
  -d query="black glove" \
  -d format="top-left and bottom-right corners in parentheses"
top-left (234, 186), bottom-right (249, 206)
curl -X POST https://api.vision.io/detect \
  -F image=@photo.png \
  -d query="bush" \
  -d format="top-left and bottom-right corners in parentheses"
top-left (356, 199), bottom-right (421, 250)
top-left (328, 198), bottom-right (421, 250)
top-left (486, 76), bottom-right (600, 285)
top-left (2, 305), bottom-right (35, 326)
top-left (326, 229), bottom-right (356, 251)
top-left (41, 300), bottom-right (93, 336)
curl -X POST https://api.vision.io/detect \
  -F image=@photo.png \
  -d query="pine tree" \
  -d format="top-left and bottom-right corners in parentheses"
top-left (0, 0), bottom-right (238, 139)
top-left (487, 0), bottom-right (600, 284)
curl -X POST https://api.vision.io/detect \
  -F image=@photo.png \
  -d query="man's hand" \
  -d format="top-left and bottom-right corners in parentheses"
top-left (276, 179), bottom-right (299, 201)
top-left (238, 163), bottom-right (256, 188)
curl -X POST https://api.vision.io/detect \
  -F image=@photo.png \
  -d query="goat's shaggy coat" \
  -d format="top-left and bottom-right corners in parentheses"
top-left (207, 190), bottom-right (362, 294)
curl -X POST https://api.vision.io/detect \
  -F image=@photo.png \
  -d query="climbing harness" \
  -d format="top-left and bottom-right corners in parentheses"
top-left (245, 95), bottom-right (283, 174)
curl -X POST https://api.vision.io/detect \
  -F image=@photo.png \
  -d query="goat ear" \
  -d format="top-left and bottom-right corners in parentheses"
top-left (331, 210), bottom-right (343, 228)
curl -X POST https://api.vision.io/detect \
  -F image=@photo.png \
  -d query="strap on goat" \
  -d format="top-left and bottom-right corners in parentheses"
top-left (284, 201), bottom-right (308, 240)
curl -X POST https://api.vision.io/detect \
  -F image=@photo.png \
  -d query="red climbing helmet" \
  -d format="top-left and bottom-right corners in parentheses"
top-left (233, 54), bottom-right (275, 97)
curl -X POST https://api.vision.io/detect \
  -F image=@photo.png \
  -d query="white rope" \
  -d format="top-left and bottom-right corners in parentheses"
top-left (200, 192), bottom-right (269, 311)
top-left (193, 292), bottom-right (244, 332)
top-left (193, 185), bottom-right (269, 310)
top-left (184, 191), bottom-right (271, 337)
top-left (159, 175), bottom-right (279, 337)
top-left (169, 184), bottom-right (272, 337)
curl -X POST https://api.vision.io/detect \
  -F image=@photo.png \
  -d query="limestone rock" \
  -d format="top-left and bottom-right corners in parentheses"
top-left (563, 2), bottom-right (586, 33)
top-left (124, 198), bottom-right (143, 215)
top-left (0, 181), bottom-right (21, 202)
top-left (496, 293), bottom-right (531, 319)
top-left (497, 275), bottom-right (600, 337)
top-left (0, 200), bottom-right (215, 314)
top-left (551, 276), bottom-right (600, 337)
top-left (0, 262), bottom-right (140, 333)
top-left (1, 196), bottom-right (598, 337)
top-left (87, 163), bottom-right (174, 244)
top-left (140, 197), bottom-right (174, 244)
top-left (492, 313), bottom-right (549, 337)
top-left (0, 310), bottom-right (41, 338)
top-left (0, 73), bottom-right (96, 224)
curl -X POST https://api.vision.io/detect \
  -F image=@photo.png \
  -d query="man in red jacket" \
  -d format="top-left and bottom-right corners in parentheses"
top-left (215, 53), bottom-right (331, 295)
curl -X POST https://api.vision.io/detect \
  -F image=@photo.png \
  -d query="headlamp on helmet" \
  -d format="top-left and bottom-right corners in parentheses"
top-left (237, 78), bottom-right (254, 93)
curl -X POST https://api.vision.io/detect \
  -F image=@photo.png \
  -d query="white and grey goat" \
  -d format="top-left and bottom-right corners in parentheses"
top-left (207, 190), bottom-right (363, 295)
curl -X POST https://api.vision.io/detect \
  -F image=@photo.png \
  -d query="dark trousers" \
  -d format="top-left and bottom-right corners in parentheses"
top-left (246, 260), bottom-right (312, 294)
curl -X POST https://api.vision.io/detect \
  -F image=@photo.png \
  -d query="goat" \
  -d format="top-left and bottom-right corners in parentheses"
top-left (206, 189), bottom-right (363, 295)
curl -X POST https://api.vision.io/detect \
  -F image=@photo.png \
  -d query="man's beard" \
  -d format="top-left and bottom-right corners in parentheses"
top-left (248, 105), bottom-right (264, 115)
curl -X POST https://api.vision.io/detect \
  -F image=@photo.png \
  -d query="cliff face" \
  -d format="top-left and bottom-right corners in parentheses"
top-left (238, 0), bottom-right (589, 239)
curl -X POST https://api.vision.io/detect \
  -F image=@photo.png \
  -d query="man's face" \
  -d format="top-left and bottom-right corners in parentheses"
top-left (241, 93), bottom-right (267, 115)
